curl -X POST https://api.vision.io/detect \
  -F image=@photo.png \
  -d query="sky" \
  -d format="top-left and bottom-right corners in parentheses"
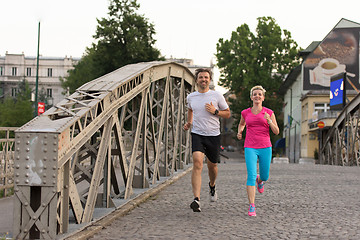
top-left (1, 0), bottom-right (360, 90)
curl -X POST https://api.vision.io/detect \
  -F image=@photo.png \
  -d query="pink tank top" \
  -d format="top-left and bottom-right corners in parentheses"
top-left (241, 107), bottom-right (273, 148)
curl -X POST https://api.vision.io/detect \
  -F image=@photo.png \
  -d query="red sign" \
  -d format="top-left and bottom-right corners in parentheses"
top-left (317, 121), bottom-right (325, 129)
top-left (38, 102), bottom-right (45, 115)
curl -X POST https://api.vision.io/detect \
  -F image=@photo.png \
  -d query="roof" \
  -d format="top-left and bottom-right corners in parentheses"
top-left (279, 65), bottom-right (301, 94)
top-left (300, 89), bottom-right (359, 101)
top-left (280, 18), bottom-right (360, 95)
top-left (299, 41), bottom-right (321, 57)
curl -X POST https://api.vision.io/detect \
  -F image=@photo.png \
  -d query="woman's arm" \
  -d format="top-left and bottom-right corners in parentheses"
top-left (237, 115), bottom-right (246, 140)
top-left (268, 113), bottom-right (280, 135)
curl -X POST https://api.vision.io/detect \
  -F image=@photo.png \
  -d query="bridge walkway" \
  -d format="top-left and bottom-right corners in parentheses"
top-left (66, 154), bottom-right (360, 239)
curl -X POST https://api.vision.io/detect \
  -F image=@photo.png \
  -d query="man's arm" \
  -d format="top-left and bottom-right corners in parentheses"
top-left (217, 108), bottom-right (231, 119)
top-left (205, 102), bottom-right (231, 119)
top-left (183, 108), bottom-right (193, 131)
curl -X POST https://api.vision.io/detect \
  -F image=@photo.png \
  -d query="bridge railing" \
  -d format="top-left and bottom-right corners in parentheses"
top-left (12, 61), bottom-right (195, 239)
top-left (0, 127), bottom-right (17, 198)
top-left (320, 92), bottom-right (360, 166)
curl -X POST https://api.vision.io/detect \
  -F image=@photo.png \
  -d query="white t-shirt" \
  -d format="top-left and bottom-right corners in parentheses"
top-left (187, 90), bottom-right (229, 136)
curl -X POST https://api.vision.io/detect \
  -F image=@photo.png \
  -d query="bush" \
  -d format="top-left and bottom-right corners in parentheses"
top-left (314, 148), bottom-right (319, 160)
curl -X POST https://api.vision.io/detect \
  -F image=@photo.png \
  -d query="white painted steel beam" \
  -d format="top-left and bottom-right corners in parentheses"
top-left (13, 61), bottom-right (194, 238)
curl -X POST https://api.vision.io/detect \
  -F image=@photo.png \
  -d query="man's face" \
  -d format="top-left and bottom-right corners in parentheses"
top-left (196, 72), bottom-right (211, 89)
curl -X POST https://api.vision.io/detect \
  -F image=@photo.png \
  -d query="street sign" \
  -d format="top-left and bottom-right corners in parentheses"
top-left (38, 102), bottom-right (45, 115)
top-left (317, 121), bottom-right (325, 129)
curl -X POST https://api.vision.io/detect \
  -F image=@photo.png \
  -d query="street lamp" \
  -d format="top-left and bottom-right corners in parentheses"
top-left (34, 21), bottom-right (40, 117)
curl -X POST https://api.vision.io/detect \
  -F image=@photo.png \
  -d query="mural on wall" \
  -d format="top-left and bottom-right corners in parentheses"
top-left (303, 27), bottom-right (360, 90)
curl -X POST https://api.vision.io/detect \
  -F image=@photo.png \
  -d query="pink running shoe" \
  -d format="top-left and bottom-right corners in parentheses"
top-left (248, 203), bottom-right (256, 216)
top-left (256, 175), bottom-right (264, 194)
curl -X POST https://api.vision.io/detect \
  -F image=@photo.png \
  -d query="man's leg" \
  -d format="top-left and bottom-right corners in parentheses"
top-left (207, 159), bottom-right (218, 202)
top-left (207, 159), bottom-right (218, 187)
top-left (192, 151), bottom-right (204, 199)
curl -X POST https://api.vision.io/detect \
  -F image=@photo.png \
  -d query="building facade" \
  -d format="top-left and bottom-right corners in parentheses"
top-left (167, 58), bottom-right (216, 89)
top-left (281, 18), bottom-right (360, 163)
top-left (0, 52), bottom-right (79, 106)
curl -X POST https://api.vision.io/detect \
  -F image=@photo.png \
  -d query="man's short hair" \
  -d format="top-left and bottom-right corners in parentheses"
top-left (195, 68), bottom-right (212, 81)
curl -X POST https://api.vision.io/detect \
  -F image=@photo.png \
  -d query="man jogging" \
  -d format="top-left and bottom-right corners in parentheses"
top-left (183, 68), bottom-right (230, 212)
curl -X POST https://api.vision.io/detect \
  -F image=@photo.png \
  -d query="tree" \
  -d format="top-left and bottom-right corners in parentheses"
top-left (38, 87), bottom-right (53, 110)
top-left (0, 79), bottom-right (33, 127)
top-left (62, 0), bottom-right (164, 93)
top-left (216, 16), bottom-right (301, 138)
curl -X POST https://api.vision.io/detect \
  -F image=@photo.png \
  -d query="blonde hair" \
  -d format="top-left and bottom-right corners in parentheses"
top-left (250, 85), bottom-right (266, 97)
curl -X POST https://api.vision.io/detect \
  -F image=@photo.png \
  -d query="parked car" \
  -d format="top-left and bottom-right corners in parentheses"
top-left (223, 145), bottom-right (235, 152)
top-left (226, 145), bottom-right (235, 152)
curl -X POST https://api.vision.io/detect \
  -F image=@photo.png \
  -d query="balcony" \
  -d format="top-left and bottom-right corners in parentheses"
top-left (308, 111), bottom-right (339, 131)
top-left (308, 111), bottom-right (339, 124)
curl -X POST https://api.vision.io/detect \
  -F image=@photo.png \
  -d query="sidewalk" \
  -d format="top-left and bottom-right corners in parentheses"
top-left (0, 196), bottom-right (13, 238)
top-left (87, 159), bottom-right (360, 239)
top-left (3, 154), bottom-right (360, 239)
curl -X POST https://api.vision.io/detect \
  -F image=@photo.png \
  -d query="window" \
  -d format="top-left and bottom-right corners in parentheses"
top-left (47, 68), bottom-right (52, 77)
top-left (0, 66), bottom-right (3, 76)
top-left (46, 88), bottom-right (52, 98)
top-left (302, 103), bottom-right (308, 121)
top-left (12, 67), bottom-right (17, 76)
top-left (26, 67), bottom-right (31, 77)
top-left (314, 103), bottom-right (330, 114)
top-left (11, 88), bottom-right (17, 97)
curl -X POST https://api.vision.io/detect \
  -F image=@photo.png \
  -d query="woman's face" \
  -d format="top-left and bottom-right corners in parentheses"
top-left (251, 89), bottom-right (265, 104)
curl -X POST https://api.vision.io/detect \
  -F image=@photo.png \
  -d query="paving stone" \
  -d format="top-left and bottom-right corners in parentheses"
top-left (88, 158), bottom-right (360, 239)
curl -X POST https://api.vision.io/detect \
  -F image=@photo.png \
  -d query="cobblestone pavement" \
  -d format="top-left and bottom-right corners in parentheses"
top-left (90, 159), bottom-right (360, 240)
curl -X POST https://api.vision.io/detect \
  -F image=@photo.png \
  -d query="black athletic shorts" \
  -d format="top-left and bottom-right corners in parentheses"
top-left (191, 133), bottom-right (220, 164)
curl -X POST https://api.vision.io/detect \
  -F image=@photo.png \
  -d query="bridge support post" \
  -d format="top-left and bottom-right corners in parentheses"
top-left (13, 132), bottom-right (59, 239)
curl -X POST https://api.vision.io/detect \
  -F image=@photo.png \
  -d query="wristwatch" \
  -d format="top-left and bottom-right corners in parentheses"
top-left (213, 109), bottom-right (219, 115)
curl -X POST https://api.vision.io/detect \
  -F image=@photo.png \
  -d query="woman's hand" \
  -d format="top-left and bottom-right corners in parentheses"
top-left (237, 131), bottom-right (243, 140)
top-left (264, 112), bottom-right (272, 124)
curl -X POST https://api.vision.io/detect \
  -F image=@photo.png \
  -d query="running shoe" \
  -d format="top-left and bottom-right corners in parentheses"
top-left (256, 175), bottom-right (264, 194)
top-left (209, 182), bottom-right (218, 202)
top-left (190, 199), bottom-right (201, 212)
top-left (248, 203), bottom-right (256, 216)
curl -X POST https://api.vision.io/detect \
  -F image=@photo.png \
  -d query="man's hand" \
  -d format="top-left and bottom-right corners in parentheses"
top-left (205, 102), bottom-right (216, 115)
top-left (183, 122), bottom-right (192, 131)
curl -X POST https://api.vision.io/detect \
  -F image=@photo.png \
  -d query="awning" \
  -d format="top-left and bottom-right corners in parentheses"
top-left (274, 138), bottom-right (285, 148)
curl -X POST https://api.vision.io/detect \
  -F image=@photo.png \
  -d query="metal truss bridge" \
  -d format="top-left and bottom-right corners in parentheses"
top-left (12, 61), bottom-right (194, 239)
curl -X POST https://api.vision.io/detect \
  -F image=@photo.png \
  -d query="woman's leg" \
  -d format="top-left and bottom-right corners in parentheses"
top-left (245, 148), bottom-right (258, 204)
top-left (258, 147), bottom-right (272, 183)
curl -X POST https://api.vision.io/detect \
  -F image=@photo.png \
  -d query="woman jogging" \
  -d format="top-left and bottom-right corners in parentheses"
top-left (237, 85), bottom-right (279, 216)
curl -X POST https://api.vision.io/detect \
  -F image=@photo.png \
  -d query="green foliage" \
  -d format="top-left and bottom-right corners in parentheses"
top-left (38, 87), bottom-right (53, 110)
top-left (314, 148), bottom-right (319, 160)
top-left (62, 0), bottom-right (164, 93)
top-left (0, 187), bottom-right (14, 198)
top-left (0, 79), bottom-right (33, 127)
top-left (216, 16), bottom-right (301, 138)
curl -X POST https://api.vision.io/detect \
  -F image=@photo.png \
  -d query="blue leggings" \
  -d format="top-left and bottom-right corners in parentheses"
top-left (245, 147), bottom-right (272, 186)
